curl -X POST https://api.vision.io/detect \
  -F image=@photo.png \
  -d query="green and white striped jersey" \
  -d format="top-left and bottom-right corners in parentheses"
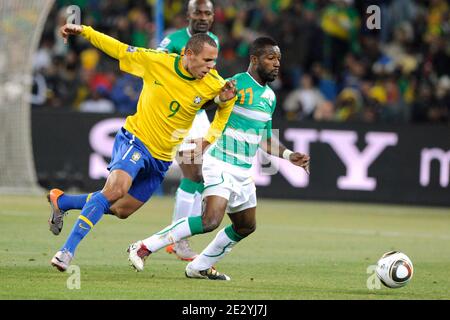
top-left (209, 72), bottom-right (276, 169)
top-left (157, 27), bottom-right (220, 55)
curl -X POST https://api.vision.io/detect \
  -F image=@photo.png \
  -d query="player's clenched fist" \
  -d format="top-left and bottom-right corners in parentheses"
top-left (217, 80), bottom-right (237, 102)
top-left (289, 153), bottom-right (311, 175)
top-left (60, 24), bottom-right (83, 44)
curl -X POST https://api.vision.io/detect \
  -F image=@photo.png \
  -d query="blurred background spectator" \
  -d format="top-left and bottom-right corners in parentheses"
top-left (79, 85), bottom-right (115, 113)
top-left (283, 73), bottom-right (325, 120)
top-left (33, 0), bottom-right (450, 125)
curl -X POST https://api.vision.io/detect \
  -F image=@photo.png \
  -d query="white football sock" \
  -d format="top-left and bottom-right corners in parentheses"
top-left (189, 227), bottom-right (240, 271)
top-left (172, 189), bottom-right (195, 223)
top-left (189, 191), bottom-right (203, 217)
top-left (143, 218), bottom-right (191, 253)
top-left (142, 216), bottom-right (204, 253)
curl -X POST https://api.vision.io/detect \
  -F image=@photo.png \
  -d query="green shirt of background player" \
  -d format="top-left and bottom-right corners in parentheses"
top-left (157, 0), bottom-right (220, 262)
top-left (157, 0), bottom-right (220, 55)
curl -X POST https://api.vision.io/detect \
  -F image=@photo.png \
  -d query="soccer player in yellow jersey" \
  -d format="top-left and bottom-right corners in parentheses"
top-left (49, 23), bottom-right (237, 272)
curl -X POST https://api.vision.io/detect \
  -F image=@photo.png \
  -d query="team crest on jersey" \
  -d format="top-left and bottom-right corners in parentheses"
top-left (131, 151), bottom-right (141, 163)
top-left (127, 46), bottom-right (137, 53)
top-left (194, 96), bottom-right (202, 104)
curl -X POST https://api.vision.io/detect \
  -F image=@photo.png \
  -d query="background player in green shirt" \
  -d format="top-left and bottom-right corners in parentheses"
top-left (157, 0), bottom-right (220, 262)
top-left (128, 37), bottom-right (310, 280)
top-left (157, 0), bottom-right (219, 55)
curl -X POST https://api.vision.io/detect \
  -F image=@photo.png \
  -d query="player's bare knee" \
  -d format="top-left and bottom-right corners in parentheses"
top-left (103, 188), bottom-right (126, 203)
top-left (201, 216), bottom-right (222, 233)
top-left (184, 170), bottom-right (202, 182)
top-left (181, 163), bottom-right (202, 182)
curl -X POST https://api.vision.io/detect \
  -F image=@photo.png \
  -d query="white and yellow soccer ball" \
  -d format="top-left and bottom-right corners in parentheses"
top-left (376, 251), bottom-right (414, 288)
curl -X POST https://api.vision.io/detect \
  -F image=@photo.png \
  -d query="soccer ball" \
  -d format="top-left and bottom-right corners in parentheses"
top-left (376, 251), bottom-right (413, 288)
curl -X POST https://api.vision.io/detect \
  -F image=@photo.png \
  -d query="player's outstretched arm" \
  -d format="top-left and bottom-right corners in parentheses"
top-left (60, 23), bottom-right (128, 61)
top-left (260, 136), bottom-right (310, 175)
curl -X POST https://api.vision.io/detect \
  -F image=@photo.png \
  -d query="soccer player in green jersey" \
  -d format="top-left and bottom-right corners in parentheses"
top-left (157, 0), bottom-right (220, 262)
top-left (157, 0), bottom-right (219, 55)
top-left (127, 37), bottom-right (310, 280)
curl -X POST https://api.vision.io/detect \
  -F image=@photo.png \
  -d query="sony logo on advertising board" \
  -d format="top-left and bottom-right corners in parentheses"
top-left (88, 119), bottom-right (449, 191)
top-left (252, 129), bottom-right (398, 191)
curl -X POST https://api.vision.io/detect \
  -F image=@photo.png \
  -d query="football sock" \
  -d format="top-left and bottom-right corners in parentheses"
top-left (57, 191), bottom-right (99, 211)
top-left (190, 225), bottom-right (243, 271)
top-left (189, 184), bottom-right (204, 217)
top-left (142, 216), bottom-right (203, 253)
top-left (61, 192), bottom-right (110, 256)
top-left (172, 178), bottom-right (201, 222)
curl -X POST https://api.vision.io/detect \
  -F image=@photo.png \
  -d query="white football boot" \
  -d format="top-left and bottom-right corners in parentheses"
top-left (185, 263), bottom-right (230, 281)
top-left (166, 239), bottom-right (198, 261)
top-left (127, 241), bottom-right (151, 272)
top-left (51, 249), bottom-right (73, 272)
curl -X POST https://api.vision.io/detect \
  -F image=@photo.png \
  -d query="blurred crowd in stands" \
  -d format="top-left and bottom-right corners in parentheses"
top-left (32, 0), bottom-right (450, 124)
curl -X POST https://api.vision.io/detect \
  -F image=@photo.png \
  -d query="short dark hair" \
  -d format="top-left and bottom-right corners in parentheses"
top-left (185, 33), bottom-right (217, 54)
top-left (249, 37), bottom-right (278, 57)
top-left (187, 0), bottom-right (214, 13)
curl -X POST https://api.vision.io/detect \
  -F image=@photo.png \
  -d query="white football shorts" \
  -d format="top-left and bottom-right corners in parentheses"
top-left (178, 110), bottom-right (210, 152)
top-left (202, 153), bottom-right (257, 213)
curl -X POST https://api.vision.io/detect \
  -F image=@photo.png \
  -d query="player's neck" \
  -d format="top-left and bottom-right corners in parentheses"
top-left (247, 68), bottom-right (266, 86)
top-left (181, 56), bottom-right (194, 77)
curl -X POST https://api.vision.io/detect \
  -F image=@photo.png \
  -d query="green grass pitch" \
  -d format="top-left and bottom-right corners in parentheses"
top-left (0, 194), bottom-right (449, 300)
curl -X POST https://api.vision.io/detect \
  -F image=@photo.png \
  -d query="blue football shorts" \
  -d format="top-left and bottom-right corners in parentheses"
top-left (107, 127), bottom-right (172, 202)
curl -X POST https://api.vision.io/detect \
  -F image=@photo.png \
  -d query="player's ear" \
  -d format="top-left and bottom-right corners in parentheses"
top-left (250, 55), bottom-right (258, 65)
top-left (184, 48), bottom-right (193, 57)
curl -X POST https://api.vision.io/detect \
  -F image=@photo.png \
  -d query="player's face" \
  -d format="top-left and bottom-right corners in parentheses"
top-left (256, 46), bottom-right (281, 83)
top-left (188, 2), bottom-right (214, 33)
top-left (186, 43), bottom-right (217, 79)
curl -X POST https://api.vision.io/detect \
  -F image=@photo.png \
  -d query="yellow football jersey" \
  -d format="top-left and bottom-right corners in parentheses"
top-left (81, 26), bottom-right (235, 161)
